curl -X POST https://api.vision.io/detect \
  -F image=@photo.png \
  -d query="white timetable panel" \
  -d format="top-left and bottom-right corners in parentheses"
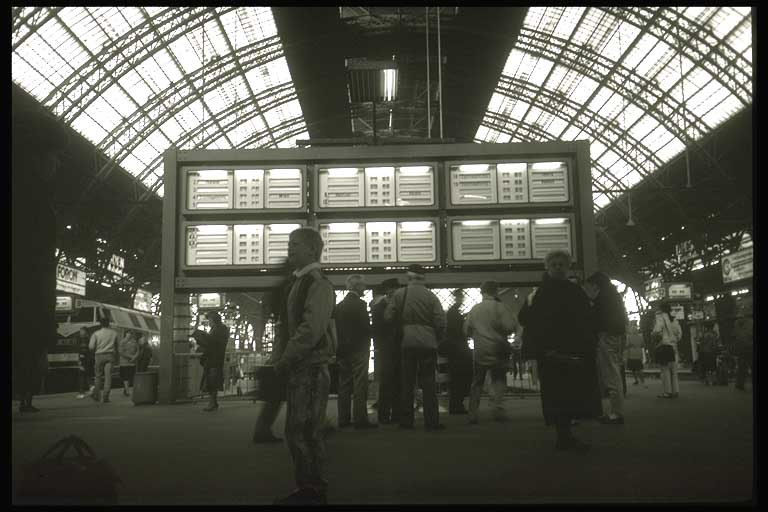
top-left (265, 169), bottom-right (303, 209)
top-left (500, 219), bottom-right (532, 259)
top-left (396, 166), bottom-right (434, 206)
top-left (451, 220), bottom-right (500, 261)
top-left (531, 218), bottom-right (572, 259)
top-left (497, 163), bottom-right (528, 203)
top-left (528, 162), bottom-right (569, 202)
top-left (186, 225), bottom-right (233, 266)
top-left (264, 224), bottom-right (301, 264)
top-left (319, 223), bottom-right (366, 263)
top-left (233, 224), bottom-right (264, 265)
top-left (187, 170), bottom-right (233, 209)
top-left (397, 221), bottom-right (436, 262)
top-left (365, 167), bottom-right (395, 207)
top-left (365, 222), bottom-right (397, 263)
top-left (233, 169), bottom-right (264, 209)
top-left (319, 168), bottom-right (364, 208)
top-left (450, 164), bottom-right (497, 205)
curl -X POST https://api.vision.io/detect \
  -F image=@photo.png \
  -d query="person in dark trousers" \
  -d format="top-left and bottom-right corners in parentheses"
top-left (445, 289), bottom-right (472, 415)
top-left (135, 334), bottom-right (153, 373)
top-left (371, 278), bottom-right (402, 424)
top-left (518, 250), bottom-right (601, 451)
top-left (89, 316), bottom-right (120, 404)
top-left (272, 228), bottom-right (336, 505)
top-left (732, 316), bottom-right (753, 391)
top-left (335, 274), bottom-right (377, 429)
top-left (385, 264), bottom-right (447, 432)
top-left (585, 272), bottom-right (628, 425)
top-left (193, 311), bottom-right (229, 412)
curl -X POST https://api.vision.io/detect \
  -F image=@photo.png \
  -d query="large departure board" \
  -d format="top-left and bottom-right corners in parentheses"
top-left (318, 220), bottom-right (438, 265)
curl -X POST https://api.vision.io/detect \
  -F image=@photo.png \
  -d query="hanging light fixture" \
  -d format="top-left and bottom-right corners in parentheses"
top-left (626, 190), bottom-right (636, 227)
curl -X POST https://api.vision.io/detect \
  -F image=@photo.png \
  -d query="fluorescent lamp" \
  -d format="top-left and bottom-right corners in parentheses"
top-left (326, 168), bottom-right (359, 178)
top-left (400, 221), bottom-right (433, 231)
top-left (531, 162), bottom-right (565, 170)
top-left (497, 163), bottom-right (527, 172)
top-left (194, 225), bottom-right (230, 235)
top-left (234, 224), bottom-right (264, 234)
top-left (382, 69), bottom-right (398, 101)
top-left (534, 218), bottom-right (567, 225)
top-left (365, 167), bottom-right (394, 176)
top-left (366, 222), bottom-right (396, 231)
top-left (269, 223), bottom-right (301, 234)
top-left (269, 168), bottom-right (300, 179)
top-left (460, 220), bottom-right (493, 226)
top-left (399, 166), bottom-right (431, 175)
top-left (328, 223), bottom-right (361, 232)
top-left (235, 169), bottom-right (264, 179)
top-left (197, 170), bottom-right (229, 180)
top-left (500, 219), bottom-right (530, 225)
top-left (458, 164), bottom-right (490, 173)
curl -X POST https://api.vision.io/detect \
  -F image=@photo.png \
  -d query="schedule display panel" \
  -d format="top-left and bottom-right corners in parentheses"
top-left (183, 167), bottom-right (306, 212)
top-left (316, 164), bottom-right (436, 210)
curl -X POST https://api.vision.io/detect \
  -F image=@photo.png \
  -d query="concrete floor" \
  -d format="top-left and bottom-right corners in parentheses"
top-left (12, 380), bottom-right (753, 505)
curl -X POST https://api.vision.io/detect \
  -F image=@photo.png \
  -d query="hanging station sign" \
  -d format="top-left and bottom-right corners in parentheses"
top-left (721, 247), bottom-right (753, 284)
top-left (55, 296), bottom-right (75, 313)
top-left (643, 277), bottom-right (665, 302)
top-left (56, 264), bottom-right (86, 296)
top-left (198, 293), bottom-right (224, 310)
top-left (666, 282), bottom-right (692, 300)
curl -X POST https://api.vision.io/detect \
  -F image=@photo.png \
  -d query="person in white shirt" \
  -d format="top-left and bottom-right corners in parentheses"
top-left (652, 303), bottom-right (683, 399)
top-left (464, 280), bottom-right (517, 424)
top-left (89, 317), bottom-right (119, 403)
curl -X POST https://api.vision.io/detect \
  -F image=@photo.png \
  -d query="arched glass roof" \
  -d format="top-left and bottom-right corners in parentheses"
top-left (474, 7), bottom-right (752, 211)
top-left (12, 7), bottom-right (308, 197)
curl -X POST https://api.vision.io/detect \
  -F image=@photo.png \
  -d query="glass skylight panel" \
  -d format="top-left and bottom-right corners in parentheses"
top-left (510, 100), bottom-right (530, 120)
top-left (628, 115), bottom-right (658, 142)
top-left (146, 130), bottom-right (171, 154)
top-left (83, 96), bottom-right (123, 136)
top-left (70, 112), bottom-right (108, 143)
top-left (120, 154), bottom-right (145, 176)
top-left (553, 7), bottom-right (585, 39)
top-left (238, 7), bottom-right (278, 43)
top-left (727, 19), bottom-right (751, 54)
top-left (101, 82), bottom-right (135, 119)
top-left (545, 115), bottom-right (569, 137)
top-left (136, 57), bottom-right (171, 93)
top-left (152, 49), bottom-right (183, 85)
top-left (170, 35), bottom-right (203, 75)
top-left (709, 7), bottom-right (745, 39)
top-left (655, 139), bottom-right (686, 164)
top-left (593, 194), bottom-right (611, 209)
top-left (12, 53), bottom-right (52, 100)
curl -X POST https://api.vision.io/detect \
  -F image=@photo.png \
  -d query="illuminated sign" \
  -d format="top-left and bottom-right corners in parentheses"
top-left (56, 264), bottom-right (86, 296)
top-left (670, 305), bottom-right (685, 321)
top-left (722, 247), bottom-right (753, 284)
top-left (667, 283), bottom-right (692, 299)
top-left (134, 289), bottom-right (154, 312)
top-left (108, 254), bottom-right (125, 276)
top-left (55, 296), bottom-right (74, 313)
top-left (198, 293), bottom-right (223, 309)
top-left (643, 277), bottom-right (664, 302)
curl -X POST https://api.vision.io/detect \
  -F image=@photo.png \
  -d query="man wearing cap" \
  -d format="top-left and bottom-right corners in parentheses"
top-left (335, 274), bottom-right (377, 429)
top-left (385, 264), bottom-right (447, 431)
top-left (371, 278), bottom-right (402, 424)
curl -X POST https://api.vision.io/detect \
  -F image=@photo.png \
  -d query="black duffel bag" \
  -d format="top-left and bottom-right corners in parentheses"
top-left (16, 435), bottom-right (120, 505)
top-left (654, 344), bottom-right (676, 365)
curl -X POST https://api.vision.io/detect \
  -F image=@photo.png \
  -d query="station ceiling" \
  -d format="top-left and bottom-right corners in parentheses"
top-left (12, 7), bottom-right (754, 294)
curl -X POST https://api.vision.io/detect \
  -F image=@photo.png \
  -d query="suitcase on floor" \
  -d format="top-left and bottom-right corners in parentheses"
top-left (16, 435), bottom-right (120, 505)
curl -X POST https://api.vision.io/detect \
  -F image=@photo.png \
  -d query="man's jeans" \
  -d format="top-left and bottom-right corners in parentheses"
top-left (94, 353), bottom-right (114, 401)
top-left (400, 347), bottom-right (439, 428)
top-left (468, 363), bottom-right (507, 421)
top-left (337, 349), bottom-right (370, 425)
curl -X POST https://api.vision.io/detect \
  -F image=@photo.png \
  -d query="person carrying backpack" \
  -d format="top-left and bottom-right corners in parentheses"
top-left (652, 303), bottom-right (683, 399)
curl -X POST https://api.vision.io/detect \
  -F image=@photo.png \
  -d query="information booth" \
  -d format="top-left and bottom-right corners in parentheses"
top-left (159, 141), bottom-right (596, 403)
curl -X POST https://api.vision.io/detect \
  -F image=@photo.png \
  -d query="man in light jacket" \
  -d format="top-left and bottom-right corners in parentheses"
top-left (464, 280), bottom-right (517, 424)
top-left (384, 264), bottom-right (447, 431)
top-left (89, 316), bottom-right (119, 403)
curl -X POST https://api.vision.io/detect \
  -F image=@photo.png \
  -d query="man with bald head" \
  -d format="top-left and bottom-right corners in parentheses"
top-left (335, 274), bottom-right (377, 429)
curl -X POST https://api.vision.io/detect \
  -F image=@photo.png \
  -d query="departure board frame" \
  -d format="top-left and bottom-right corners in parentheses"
top-left (160, 141), bottom-right (595, 404)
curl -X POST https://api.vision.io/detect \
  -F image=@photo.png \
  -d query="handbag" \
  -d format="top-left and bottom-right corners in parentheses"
top-left (16, 435), bottom-right (120, 505)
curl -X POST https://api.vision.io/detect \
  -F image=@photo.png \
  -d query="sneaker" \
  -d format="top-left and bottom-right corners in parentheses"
top-left (555, 437), bottom-right (591, 451)
top-left (354, 422), bottom-right (379, 430)
top-left (598, 415), bottom-right (625, 425)
top-left (252, 432), bottom-right (283, 444)
top-left (274, 487), bottom-right (327, 505)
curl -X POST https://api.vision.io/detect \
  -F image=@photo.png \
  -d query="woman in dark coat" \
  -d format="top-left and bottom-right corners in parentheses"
top-left (193, 311), bottom-right (229, 411)
top-left (518, 250), bottom-right (601, 451)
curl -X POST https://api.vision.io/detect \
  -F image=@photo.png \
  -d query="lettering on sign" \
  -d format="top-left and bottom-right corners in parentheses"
top-left (56, 264), bottom-right (86, 296)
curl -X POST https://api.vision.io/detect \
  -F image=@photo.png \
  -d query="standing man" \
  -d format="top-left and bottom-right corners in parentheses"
top-left (445, 289), bottom-right (472, 415)
top-left (193, 311), bottom-right (229, 411)
top-left (385, 264), bottom-right (447, 432)
top-left (371, 278), bottom-right (402, 424)
top-left (335, 275), bottom-right (377, 429)
top-left (118, 331), bottom-right (139, 397)
top-left (272, 228), bottom-right (336, 505)
top-left (464, 281), bottom-right (517, 424)
top-left (89, 316), bottom-right (119, 403)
